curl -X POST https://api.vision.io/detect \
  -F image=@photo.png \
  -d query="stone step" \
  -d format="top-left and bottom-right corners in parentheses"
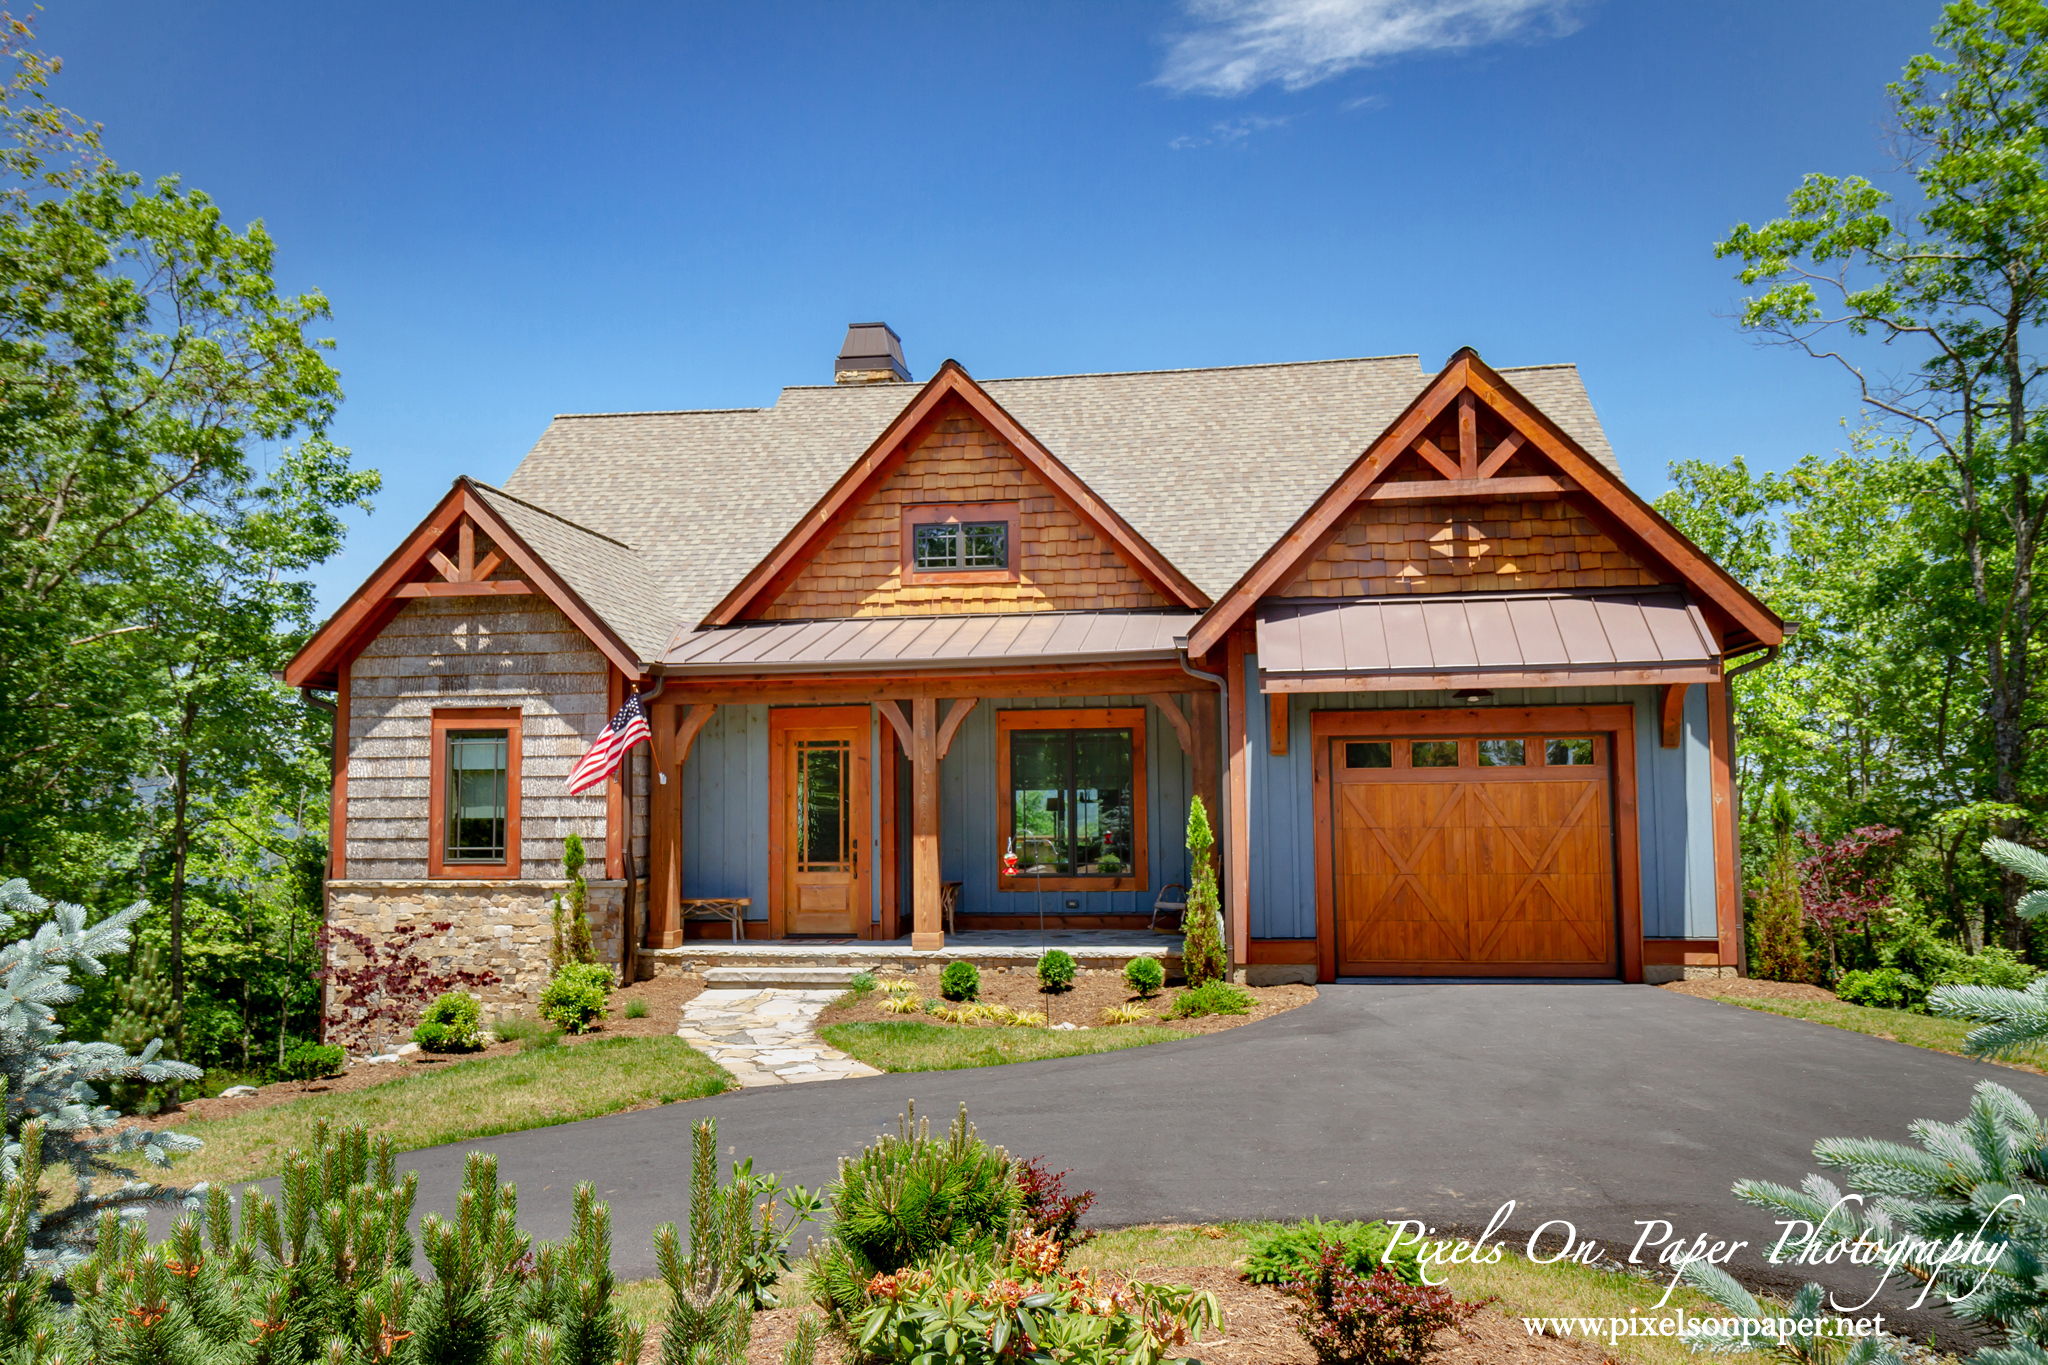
top-left (701, 965), bottom-right (866, 991)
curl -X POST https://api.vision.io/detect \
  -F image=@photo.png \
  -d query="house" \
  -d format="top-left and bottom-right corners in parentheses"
top-left (285, 324), bottom-right (1782, 1014)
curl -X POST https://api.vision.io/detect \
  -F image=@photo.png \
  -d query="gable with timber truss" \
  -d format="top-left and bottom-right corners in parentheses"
top-left (1187, 349), bottom-right (1784, 658)
top-left (763, 402), bottom-right (1171, 619)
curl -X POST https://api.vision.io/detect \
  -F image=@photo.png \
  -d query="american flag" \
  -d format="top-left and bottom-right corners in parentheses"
top-left (566, 691), bottom-right (652, 795)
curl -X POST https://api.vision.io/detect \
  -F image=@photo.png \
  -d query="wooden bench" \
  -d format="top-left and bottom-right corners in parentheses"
top-left (941, 881), bottom-right (962, 936)
top-left (1150, 884), bottom-right (1186, 933)
top-left (681, 897), bottom-right (751, 942)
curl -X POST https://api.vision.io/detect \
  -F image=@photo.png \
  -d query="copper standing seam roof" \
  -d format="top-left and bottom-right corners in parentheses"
top-left (1253, 590), bottom-right (1722, 692)
top-left (660, 610), bottom-right (1203, 674)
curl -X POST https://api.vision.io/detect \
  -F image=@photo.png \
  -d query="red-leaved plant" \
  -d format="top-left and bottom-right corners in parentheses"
top-left (1018, 1156), bottom-right (1097, 1255)
top-left (1798, 825), bottom-right (1903, 974)
top-left (1287, 1247), bottom-right (1485, 1365)
top-left (316, 920), bottom-right (499, 1054)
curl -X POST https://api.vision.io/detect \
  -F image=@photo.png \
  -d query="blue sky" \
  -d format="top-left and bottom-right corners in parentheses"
top-left (40, 0), bottom-right (1939, 612)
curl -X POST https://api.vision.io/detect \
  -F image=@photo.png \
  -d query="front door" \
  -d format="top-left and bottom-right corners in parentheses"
top-left (776, 711), bottom-right (870, 936)
top-left (1330, 731), bottom-right (1617, 976)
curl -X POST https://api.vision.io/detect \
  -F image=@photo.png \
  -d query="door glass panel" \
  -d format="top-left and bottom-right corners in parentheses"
top-left (1011, 732), bottom-right (1069, 874)
top-left (1477, 738), bottom-right (1526, 767)
top-left (1410, 740), bottom-right (1460, 768)
top-left (445, 730), bottom-right (508, 862)
top-left (795, 738), bottom-right (850, 870)
top-left (1545, 737), bottom-right (1596, 766)
top-left (1345, 741), bottom-right (1393, 769)
top-left (1073, 729), bottom-right (1133, 874)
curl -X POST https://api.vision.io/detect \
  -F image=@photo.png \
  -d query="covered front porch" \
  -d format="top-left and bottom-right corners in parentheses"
top-left (642, 927), bottom-right (1188, 978)
top-left (634, 611), bottom-right (1223, 956)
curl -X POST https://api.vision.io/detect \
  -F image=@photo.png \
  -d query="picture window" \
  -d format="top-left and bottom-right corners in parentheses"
top-left (1009, 728), bottom-right (1134, 876)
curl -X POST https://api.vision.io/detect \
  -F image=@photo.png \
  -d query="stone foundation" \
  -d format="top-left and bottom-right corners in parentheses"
top-left (1243, 963), bottom-right (1317, 987)
top-left (1644, 963), bottom-right (1739, 984)
top-left (323, 879), bottom-right (634, 1033)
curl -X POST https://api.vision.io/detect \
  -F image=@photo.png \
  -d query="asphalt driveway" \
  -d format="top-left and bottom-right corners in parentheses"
top-left (222, 984), bottom-right (2046, 1338)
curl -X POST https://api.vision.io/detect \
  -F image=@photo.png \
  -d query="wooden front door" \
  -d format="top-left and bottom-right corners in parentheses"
top-left (1330, 731), bottom-right (1616, 977)
top-left (775, 711), bottom-right (870, 936)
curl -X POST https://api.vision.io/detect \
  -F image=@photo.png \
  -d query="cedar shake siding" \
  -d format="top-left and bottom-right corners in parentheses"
top-left (763, 406), bottom-right (1170, 619)
top-left (345, 595), bottom-right (611, 879)
top-left (1278, 498), bottom-right (1666, 598)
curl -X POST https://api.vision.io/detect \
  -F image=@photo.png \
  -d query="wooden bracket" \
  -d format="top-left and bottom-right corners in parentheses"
top-left (398, 512), bottom-right (532, 597)
top-left (1476, 431), bottom-right (1525, 479)
top-left (677, 704), bottom-right (716, 766)
top-left (875, 699), bottom-right (914, 753)
top-left (1412, 437), bottom-right (1463, 481)
top-left (1148, 694), bottom-right (1194, 754)
top-left (1268, 692), bottom-right (1290, 756)
top-left (1458, 392), bottom-right (1479, 477)
top-left (936, 697), bottom-right (977, 761)
top-left (1659, 683), bottom-right (1689, 749)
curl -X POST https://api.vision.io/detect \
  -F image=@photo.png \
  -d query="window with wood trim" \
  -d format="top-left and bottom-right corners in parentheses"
top-left (900, 501), bottom-right (1021, 585)
top-left (996, 707), bottom-right (1147, 892)
top-left (429, 707), bottom-right (522, 878)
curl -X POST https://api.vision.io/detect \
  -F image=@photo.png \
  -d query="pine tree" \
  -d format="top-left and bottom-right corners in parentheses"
top-left (565, 833), bottom-right (597, 966)
top-left (104, 941), bottom-right (182, 1114)
top-left (1930, 838), bottom-right (2048, 1057)
top-left (1749, 783), bottom-right (1810, 982)
top-left (1180, 798), bottom-right (1227, 987)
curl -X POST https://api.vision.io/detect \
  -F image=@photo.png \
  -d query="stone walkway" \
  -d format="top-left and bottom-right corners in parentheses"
top-left (675, 986), bottom-right (883, 1087)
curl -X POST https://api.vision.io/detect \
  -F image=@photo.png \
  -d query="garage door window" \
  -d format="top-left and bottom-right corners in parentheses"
top-left (1410, 740), bottom-right (1460, 768)
top-left (1477, 738), bottom-right (1525, 767)
top-left (1546, 738), bottom-right (1596, 766)
top-left (1345, 741), bottom-right (1393, 769)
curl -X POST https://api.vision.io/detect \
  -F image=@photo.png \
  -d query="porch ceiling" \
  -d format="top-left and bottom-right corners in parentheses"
top-left (659, 610), bottom-right (1202, 675)
top-left (1254, 588), bottom-right (1722, 692)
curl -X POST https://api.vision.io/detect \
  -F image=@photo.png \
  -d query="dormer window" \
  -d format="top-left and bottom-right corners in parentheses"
top-left (900, 501), bottom-right (1021, 584)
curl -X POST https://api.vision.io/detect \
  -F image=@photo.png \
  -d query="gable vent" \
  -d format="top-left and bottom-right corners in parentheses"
top-left (835, 322), bottom-right (911, 385)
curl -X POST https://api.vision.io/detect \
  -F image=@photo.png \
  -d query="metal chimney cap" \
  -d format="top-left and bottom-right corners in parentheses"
top-left (835, 322), bottom-right (911, 382)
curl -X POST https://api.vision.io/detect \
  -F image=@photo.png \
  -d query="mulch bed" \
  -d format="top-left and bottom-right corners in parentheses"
top-left (729, 1265), bottom-right (1616, 1365)
top-left (1657, 977), bottom-right (1836, 1003)
top-left (820, 966), bottom-right (1316, 1036)
top-left (126, 972), bottom-right (708, 1131)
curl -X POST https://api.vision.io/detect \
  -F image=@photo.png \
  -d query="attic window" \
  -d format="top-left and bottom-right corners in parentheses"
top-left (900, 502), bottom-right (1021, 583)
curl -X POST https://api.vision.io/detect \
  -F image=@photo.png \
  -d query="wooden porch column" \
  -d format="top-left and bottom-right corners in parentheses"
top-left (1225, 631), bottom-right (1252, 970)
top-left (644, 703), bottom-right (715, 950)
top-left (911, 697), bottom-right (943, 950)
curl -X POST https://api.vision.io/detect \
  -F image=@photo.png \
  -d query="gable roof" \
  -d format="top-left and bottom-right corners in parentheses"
top-left (703, 360), bottom-right (1209, 626)
top-left (1183, 349), bottom-right (1786, 658)
top-left (498, 353), bottom-right (1626, 641)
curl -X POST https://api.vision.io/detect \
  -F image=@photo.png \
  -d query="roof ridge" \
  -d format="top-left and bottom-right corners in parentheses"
top-left (1494, 363), bottom-right (1581, 373)
top-left (464, 478), bottom-right (642, 552)
top-left (552, 406), bottom-right (771, 420)
top-left (774, 352), bottom-right (1427, 393)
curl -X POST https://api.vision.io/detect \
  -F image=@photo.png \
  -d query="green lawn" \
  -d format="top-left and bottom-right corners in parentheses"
top-left (158, 1036), bottom-right (731, 1185)
top-left (1692, 992), bottom-right (2048, 1071)
top-left (819, 1020), bottom-right (1199, 1071)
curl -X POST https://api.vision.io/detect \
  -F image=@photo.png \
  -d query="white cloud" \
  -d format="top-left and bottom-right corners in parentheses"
top-left (1169, 112), bottom-right (1295, 150)
top-left (1157, 0), bottom-right (1584, 96)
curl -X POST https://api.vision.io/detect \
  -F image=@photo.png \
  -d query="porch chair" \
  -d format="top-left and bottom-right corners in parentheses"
top-left (680, 897), bottom-right (750, 942)
top-left (1150, 883), bottom-right (1186, 933)
top-left (940, 881), bottom-right (962, 936)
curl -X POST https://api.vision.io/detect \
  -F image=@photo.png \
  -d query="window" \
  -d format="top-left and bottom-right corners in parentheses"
top-left (1477, 738), bottom-right (1526, 767)
top-left (430, 707), bottom-right (522, 877)
top-left (1345, 741), bottom-right (1393, 769)
top-left (914, 520), bottom-right (1007, 570)
top-left (900, 502), bottom-right (1021, 583)
top-left (1410, 740), bottom-right (1460, 768)
top-left (997, 707), bottom-right (1148, 890)
top-left (1546, 737), bottom-right (1596, 766)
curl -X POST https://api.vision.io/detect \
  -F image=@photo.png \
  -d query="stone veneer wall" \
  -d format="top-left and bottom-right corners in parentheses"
top-left (323, 879), bottom-right (639, 1039)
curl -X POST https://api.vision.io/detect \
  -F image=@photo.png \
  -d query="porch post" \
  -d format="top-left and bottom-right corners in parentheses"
top-left (911, 696), bottom-right (943, 950)
top-left (647, 705), bottom-right (683, 949)
top-left (1224, 630), bottom-right (1251, 970)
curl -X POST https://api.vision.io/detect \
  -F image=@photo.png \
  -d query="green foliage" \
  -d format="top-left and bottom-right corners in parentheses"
top-left (553, 835), bottom-right (598, 972)
top-left (811, 1102), bottom-right (1023, 1323)
top-left (1243, 1219), bottom-right (1424, 1287)
top-left (939, 960), bottom-right (980, 1002)
top-left (1035, 950), bottom-right (1076, 993)
top-left (1932, 839), bottom-right (2048, 1056)
top-left (413, 990), bottom-right (485, 1053)
top-left (624, 997), bottom-right (650, 1020)
top-left (1836, 967), bottom-right (1924, 1011)
top-left (540, 963), bottom-right (613, 1035)
top-left (281, 1040), bottom-right (342, 1082)
top-left (493, 1014), bottom-right (548, 1043)
top-left (1747, 782), bottom-right (1812, 983)
top-left (1285, 1250), bottom-right (1481, 1365)
top-left (1181, 797), bottom-right (1228, 987)
top-left (1122, 956), bottom-right (1166, 998)
top-left (847, 971), bottom-right (878, 995)
top-left (1167, 979), bottom-right (1252, 1019)
top-left (103, 939), bottom-right (183, 1113)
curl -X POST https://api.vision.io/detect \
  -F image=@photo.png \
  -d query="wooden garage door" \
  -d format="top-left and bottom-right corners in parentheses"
top-left (1331, 733), bottom-right (1617, 977)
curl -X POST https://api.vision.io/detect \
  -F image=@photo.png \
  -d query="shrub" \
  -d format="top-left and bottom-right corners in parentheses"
top-left (1836, 967), bottom-right (1923, 1011)
top-left (1036, 950), bottom-right (1076, 993)
top-left (412, 990), bottom-right (485, 1052)
top-left (1169, 979), bottom-right (1252, 1019)
top-left (1286, 1251), bottom-right (1481, 1365)
top-left (1123, 955), bottom-right (1166, 997)
top-left (847, 971), bottom-right (877, 995)
top-left (940, 960), bottom-right (980, 1002)
top-left (810, 1102), bottom-right (1022, 1321)
top-left (1245, 1219), bottom-right (1423, 1287)
top-left (541, 962), bottom-right (613, 1034)
top-left (1932, 839), bottom-right (2048, 1058)
top-left (281, 1040), bottom-right (344, 1084)
top-left (318, 916), bottom-right (501, 1054)
top-left (1100, 1003), bottom-right (1150, 1025)
top-left (1017, 1156), bottom-right (1096, 1252)
top-left (1181, 796), bottom-right (1228, 987)
top-left (624, 997), bottom-right (650, 1020)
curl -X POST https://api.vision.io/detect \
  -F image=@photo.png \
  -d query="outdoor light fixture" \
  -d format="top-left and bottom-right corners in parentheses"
top-left (1451, 688), bottom-right (1496, 704)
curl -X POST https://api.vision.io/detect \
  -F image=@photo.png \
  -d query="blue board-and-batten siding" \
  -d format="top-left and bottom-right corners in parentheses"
top-left (680, 697), bottom-right (1196, 926)
top-left (1242, 652), bottom-right (1719, 943)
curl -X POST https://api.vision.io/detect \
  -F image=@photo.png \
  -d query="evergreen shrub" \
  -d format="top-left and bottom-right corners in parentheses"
top-left (1036, 949), bottom-right (1076, 992)
top-left (413, 990), bottom-right (485, 1052)
top-left (1169, 979), bottom-right (1252, 1019)
top-left (1181, 797), bottom-right (1228, 986)
top-left (939, 960), bottom-right (980, 1002)
top-left (282, 1040), bottom-right (343, 1083)
top-left (1122, 956), bottom-right (1166, 997)
top-left (1244, 1218), bottom-right (1423, 1286)
top-left (541, 963), bottom-right (613, 1034)
top-left (104, 939), bottom-right (183, 1113)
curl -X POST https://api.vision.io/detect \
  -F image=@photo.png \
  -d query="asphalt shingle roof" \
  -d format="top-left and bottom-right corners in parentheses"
top-left (496, 354), bottom-right (1623, 662)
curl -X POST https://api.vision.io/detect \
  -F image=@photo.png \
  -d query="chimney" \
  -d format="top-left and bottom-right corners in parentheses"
top-left (835, 322), bottom-right (911, 384)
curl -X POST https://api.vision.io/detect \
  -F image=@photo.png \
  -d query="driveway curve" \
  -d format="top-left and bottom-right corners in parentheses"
top-left (245, 985), bottom-right (2048, 1338)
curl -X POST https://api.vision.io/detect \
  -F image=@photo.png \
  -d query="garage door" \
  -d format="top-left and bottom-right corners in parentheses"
top-left (1330, 732), bottom-right (1617, 977)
